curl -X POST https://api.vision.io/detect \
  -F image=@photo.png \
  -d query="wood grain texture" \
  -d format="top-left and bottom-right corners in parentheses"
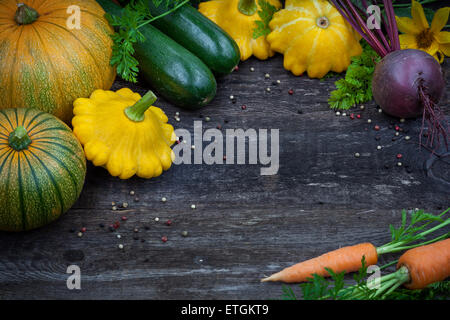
top-left (0, 54), bottom-right (448, 300)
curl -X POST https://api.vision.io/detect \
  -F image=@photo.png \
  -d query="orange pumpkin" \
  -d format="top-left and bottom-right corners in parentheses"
top-left (0, 0), bottom-right (116, 123)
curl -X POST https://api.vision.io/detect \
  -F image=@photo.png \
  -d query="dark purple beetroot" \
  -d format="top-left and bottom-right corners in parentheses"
top-left (372, 49), bottom-right (445, 119)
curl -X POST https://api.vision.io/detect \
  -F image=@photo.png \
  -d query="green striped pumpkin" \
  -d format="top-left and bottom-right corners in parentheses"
top-left (0, 108), bottom-right (86, 231)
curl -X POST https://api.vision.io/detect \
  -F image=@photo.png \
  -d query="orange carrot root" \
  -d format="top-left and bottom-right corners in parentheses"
top-left (397, 238), bottom-right (450, 290)
top-left (262, 243), bottom-right (378, 283)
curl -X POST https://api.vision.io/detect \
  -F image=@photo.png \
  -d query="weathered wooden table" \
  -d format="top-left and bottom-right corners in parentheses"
top-left (0, 54), bottom-right (448, 300)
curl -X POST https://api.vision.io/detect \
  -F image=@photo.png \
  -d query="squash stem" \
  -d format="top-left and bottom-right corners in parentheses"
top-left (238, 0), bottom-right (258, 16)
top-left (8, 126), bottom-right (32, 151)
top-left (15, 3), bottom-right (40, 25)
top-left (124, 91), bottom-right (157, 122)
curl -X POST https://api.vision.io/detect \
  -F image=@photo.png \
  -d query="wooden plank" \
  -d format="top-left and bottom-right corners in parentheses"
top-left (0, 54), bottom-right (448, 300)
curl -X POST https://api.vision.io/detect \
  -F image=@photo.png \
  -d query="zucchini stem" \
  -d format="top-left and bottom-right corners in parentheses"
top-left (124, 91), bottom-right (157, 122)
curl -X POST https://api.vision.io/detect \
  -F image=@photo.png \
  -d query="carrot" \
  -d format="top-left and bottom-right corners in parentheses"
top-left (262, 243), bottom-right (378, 283)
top-left (261, 208), bottom-right (449, 284)
top-left (298, 238), bottom-right (450, 300)
top-left (397, 238), bottom-right (450, 290)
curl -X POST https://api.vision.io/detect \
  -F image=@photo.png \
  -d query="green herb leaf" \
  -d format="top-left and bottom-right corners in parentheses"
top-left (252, 0), bottom-right (279, 39)
top-left (328, 42), bottom-right (380, 110)
top-left (107, 0), bottom-right (189, 83)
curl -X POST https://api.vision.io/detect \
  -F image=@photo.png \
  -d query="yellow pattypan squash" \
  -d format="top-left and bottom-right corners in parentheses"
top-left (72, 88), bottom-right (176, 179)
top-left (267, 0), bottom-right (362, 78)
top-left (199, 0), bottom-right (282, 61)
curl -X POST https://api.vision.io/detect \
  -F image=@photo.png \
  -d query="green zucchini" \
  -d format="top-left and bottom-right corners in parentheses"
top-left (147, 2), bottom-right (240, 76)
top-left (97, 0), bottom-right (217, 109)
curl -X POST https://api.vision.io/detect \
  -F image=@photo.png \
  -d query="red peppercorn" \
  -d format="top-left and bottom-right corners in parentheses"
top-left (288, 89), bottom-right (294, 95)
top-left (395, 126), bottom-right (400, 131)
top-left (121, 216), bottom-right (127, 221)
top-left (374, 125), bottom-right (380, 131)
top-left (396, 154), bottom-right (403, 159)
top-left (350, 113), bottom-right (355, 120)
top-left (166, 220), bottom-right (172, 226)
top-left (81, 227), bottom-right (86, 233)
top-left (356, 114), bottom-right (361, 119)
top-left (234, 66), bottom-right (239, 72)
top-left (223, 155), bottom-right (227, 161)
top-left (113, 221), bottom-right (120, 229)
top-left (241, 105), bottom-right (247, 110)
top-left (161, 236), bottom-right (168, 243)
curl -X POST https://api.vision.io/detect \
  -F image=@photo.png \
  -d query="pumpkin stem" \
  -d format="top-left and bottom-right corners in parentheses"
top-left (15, 3), bottom-right (40, 25)
top-left (124, 91), bottom-right (157, 122)
top-left (238, 0), bottom-right (258, 16)
top-left (8, 126), bottom-right (32, 151)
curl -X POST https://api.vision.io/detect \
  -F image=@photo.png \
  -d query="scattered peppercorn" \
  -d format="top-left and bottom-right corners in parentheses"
top-left (161, 236), bottom-right (168, 243)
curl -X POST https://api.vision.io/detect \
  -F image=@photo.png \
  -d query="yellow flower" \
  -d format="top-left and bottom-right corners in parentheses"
top-left (395, 0), bottom-right (450, 63)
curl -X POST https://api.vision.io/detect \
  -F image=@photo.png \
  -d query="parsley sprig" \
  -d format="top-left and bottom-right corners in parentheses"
top-left (106, 0), bottom-right (190, 83)
top-left (252, 0), bottom-right (280, 39)
top-left (328, 42), bottom-right (380, 110)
